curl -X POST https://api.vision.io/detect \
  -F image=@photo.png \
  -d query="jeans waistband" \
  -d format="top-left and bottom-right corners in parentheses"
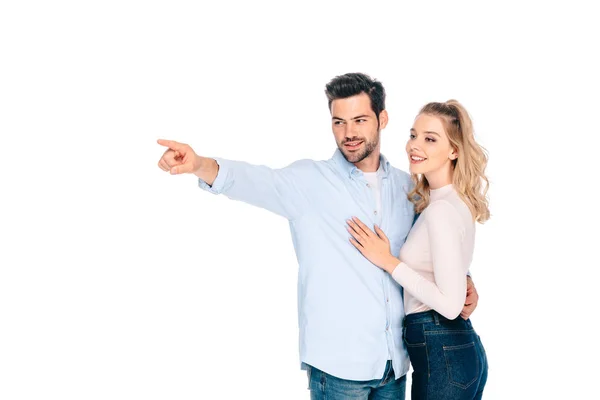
top-left (403, 310), bottom-right (457, 327)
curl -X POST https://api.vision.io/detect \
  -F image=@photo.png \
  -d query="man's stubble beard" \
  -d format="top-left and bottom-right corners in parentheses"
top-left (339, 131), bottom-right (380, 164)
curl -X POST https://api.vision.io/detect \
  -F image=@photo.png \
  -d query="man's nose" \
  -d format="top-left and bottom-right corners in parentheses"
top-left (344, 122), bottom-right (357, 138)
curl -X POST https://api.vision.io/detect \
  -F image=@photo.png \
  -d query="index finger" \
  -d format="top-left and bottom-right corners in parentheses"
top-left (157, 139), bottom-right (185, 151)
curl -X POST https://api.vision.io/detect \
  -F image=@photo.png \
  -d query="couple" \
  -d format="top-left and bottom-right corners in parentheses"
top-left (157, 72), bottom-right (489, 399)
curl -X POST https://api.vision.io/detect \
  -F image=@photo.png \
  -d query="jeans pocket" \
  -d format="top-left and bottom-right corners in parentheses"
top-left (443, 342), bottom-right (479, 389)
top-left (403, 325), bottom-right (426, 347)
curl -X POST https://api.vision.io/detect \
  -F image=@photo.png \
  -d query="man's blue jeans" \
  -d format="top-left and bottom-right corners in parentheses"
top-left (307, 361), bottom-right (406, 400)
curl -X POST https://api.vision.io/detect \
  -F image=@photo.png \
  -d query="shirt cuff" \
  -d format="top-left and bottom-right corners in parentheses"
top-left (390, 262), bottom-right (406, 284)
top-left (197, 157), bottom-right (229, 194)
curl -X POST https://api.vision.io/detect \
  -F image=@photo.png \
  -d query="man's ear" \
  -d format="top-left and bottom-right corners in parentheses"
top-left (378, 110), bottom-right (389, 130)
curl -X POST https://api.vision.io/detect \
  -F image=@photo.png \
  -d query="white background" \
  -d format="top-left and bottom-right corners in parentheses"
top-left (1, 1), bottom-right (598, 399)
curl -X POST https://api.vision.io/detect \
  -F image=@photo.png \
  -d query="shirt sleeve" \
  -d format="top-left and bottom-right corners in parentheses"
top-left (197, 157), bottom-right (311, 221)
top-left (391, 200), bottom-right (467, 319)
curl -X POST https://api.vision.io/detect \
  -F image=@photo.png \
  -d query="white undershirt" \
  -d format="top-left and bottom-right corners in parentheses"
top-left (390, 184), bottom-right (475, 320)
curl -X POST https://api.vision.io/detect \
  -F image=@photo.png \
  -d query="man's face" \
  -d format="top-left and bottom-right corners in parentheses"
top-left (331, 93), bottom-right (387, 164)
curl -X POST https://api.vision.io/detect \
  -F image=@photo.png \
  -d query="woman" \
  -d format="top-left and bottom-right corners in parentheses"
top-left (346, 100), bottom-right (489, 399)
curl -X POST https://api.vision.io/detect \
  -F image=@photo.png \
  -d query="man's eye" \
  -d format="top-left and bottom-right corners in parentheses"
top-left (409, 134), bottom-right (416, 139)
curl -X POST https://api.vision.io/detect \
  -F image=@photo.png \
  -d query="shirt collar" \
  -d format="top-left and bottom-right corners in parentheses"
top-left (331, 148), bottom-right (391, 179)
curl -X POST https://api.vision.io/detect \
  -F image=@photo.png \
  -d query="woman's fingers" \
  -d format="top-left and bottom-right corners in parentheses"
top-left (347, 224), bottom-right (363, 244)
top-left (374, 224), bottom-right (389, 243)
top-left (351, 217), bottom-right (373, 237)
top-left (349, 237), bottom-right (363, 250)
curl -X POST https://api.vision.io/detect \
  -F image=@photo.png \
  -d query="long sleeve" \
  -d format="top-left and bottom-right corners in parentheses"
top-left (391, 200), bottom-right (467, 319)
top-left (197, 157), bottom-right (312, 221)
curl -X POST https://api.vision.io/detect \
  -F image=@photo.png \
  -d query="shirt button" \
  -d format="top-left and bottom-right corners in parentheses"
top-left (386, 298), bottom-right (389, 303)
top-left (374, 210), bottom-right (378, 215)
top-left (366, 183), bottom-right (371, 188)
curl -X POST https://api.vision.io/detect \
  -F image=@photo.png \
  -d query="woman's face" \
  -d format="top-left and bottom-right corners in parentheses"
top-left (405, 113), bottom-right (456, 176)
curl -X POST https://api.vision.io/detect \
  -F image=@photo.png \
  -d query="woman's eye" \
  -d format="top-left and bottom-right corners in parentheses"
top-left (426, 137), bottom-right (436, 142)
top-left (409, 134), bottom-right (416, 139)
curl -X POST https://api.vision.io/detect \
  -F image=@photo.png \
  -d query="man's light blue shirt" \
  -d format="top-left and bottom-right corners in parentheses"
top-left (198, 149), bottom-right (415, 381)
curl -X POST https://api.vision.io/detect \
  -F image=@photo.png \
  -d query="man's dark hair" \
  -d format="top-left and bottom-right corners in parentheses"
top-left (325, 73), bottom-right (386, 121)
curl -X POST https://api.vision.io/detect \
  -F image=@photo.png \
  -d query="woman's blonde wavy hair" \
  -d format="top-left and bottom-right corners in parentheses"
top-left (408, 100), bottom-right (490, 223)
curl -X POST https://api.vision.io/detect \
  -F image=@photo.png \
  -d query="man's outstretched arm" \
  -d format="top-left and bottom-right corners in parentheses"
top-left (157, 139), bottom-right (309, 220)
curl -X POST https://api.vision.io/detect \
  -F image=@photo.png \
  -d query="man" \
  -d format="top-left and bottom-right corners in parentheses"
top-left (157, 73), bottom-right (478, 399)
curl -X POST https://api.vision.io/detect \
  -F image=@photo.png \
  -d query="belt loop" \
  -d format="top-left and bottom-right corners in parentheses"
top-left (433, 312), bottom-right (440, 325)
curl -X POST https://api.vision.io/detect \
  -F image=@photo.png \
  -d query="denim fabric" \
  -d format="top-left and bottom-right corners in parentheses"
top-left (403, 310), bottom-right (488, 399)
top-left (307, 361), bottom-right (406, 400)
